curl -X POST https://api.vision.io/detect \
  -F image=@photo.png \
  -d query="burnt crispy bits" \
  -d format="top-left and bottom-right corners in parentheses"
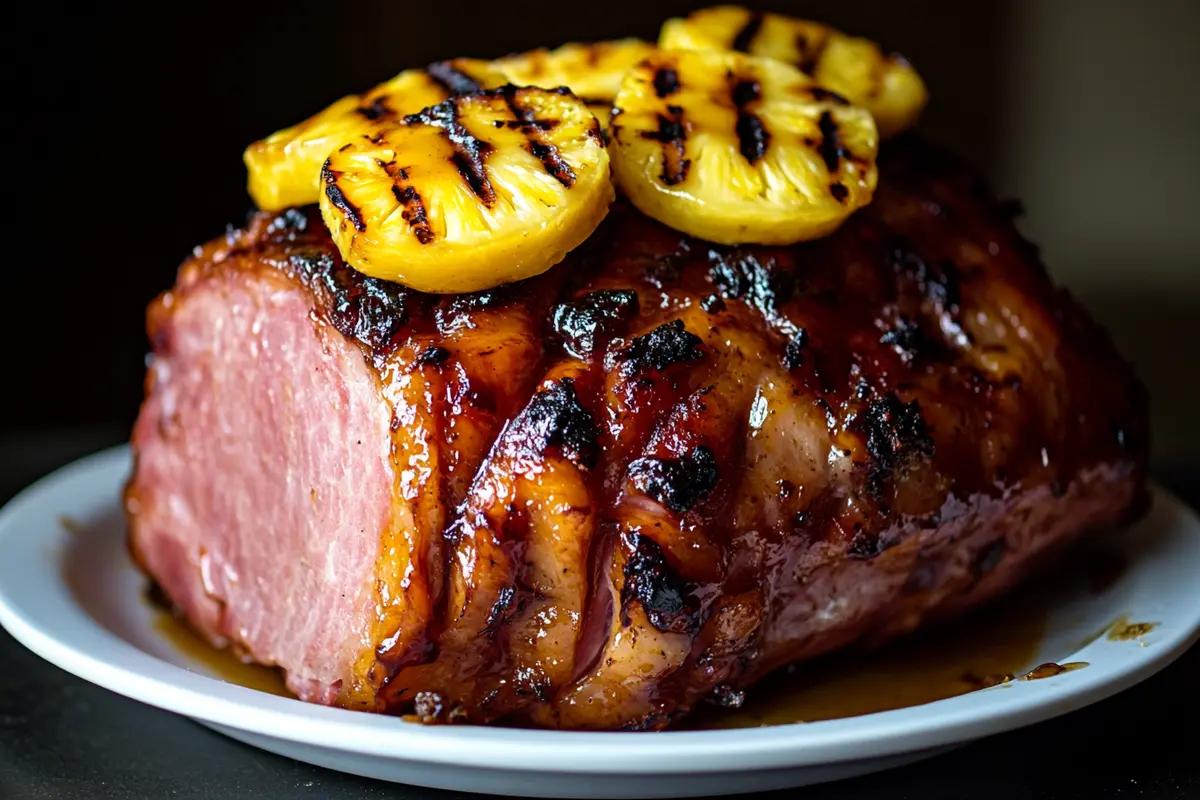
top-left (614, 319), bottom-right (704, 377)
top-left (887, 237), bottom-right (962, 311)
top-left (511, 378), bottom-right (600, 469)
top-left (852, 394), bottom-right (934, 497)
top-left (879, 316), bottom-right (924, 363)
top-left (289, 247), bottom-right (412, 358)
top-left (417, 345), bottom-right (451, 367)
top-left (628, 445), bottom-right (719, 514)
top-left (621, 533), bottom-right (700, 634)
top-left (551, 290), bottom-right (640, 358)
top-left (782, 328), bottom-right (809, 369)
top-left (434, 286), bottom-right (517, 332)
top-left (264, 206), bottom-right (314, 236)
top-left (707, 248), bottom-right (795, 323)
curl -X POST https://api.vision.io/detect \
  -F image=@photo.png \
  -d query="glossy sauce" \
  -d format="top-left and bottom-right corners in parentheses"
top-left (152, 610), bottom-right (291, 698)
top-left (1106, 615), bottom-right (1158, 643)
top-left (689, 593), bottom-right (1048, 729)
top-left (150, 592), bottom-right (1048, 725)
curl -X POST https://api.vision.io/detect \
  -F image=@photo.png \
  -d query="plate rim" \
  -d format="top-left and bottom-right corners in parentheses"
top-left (1, 445), bottom-right (1197, 776)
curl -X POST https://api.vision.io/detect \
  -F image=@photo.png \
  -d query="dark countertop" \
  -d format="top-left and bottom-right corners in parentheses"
top-left (1, 432), bottom-right (1197, 800)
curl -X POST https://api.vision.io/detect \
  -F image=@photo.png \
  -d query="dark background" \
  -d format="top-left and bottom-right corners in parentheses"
top-left (5, 0), bottom-right (1197, 467)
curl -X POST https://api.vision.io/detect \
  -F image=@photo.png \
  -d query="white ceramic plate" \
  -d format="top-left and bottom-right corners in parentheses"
top-left (1, 446), bottom-right (1198, 798)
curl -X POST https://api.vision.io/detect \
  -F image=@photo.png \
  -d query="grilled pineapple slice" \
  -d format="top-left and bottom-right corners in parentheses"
top-left (659, 5), bottom-right (927, 138)
top-left (319, 87), bottom-right (613, 293)
top-left (245, 59), bottom-right (507, 210)
top-left (492, 39), bottom-right (658, 127)
top-left (609, 48), bottom-right (877, 246)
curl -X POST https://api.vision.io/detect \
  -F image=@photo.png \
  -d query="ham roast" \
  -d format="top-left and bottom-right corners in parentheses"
top-left (125, 137), bottom-right (1149, 730)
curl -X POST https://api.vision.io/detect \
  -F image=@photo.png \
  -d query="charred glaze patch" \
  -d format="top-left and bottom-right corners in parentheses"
top-left (551, 290), bottom-right (640, 358)
top-left (412, 691), bottom-right (467, 724)
top-left (783, 328), bottom-right (809, 369)
top-left (853, 394), bottom-right (934, 497)
top-left (706, 684), bottom-right (746, 709)
top-left (321, 161), bottom-right (366, 232)
top-left (641, 105), bottom-right (690, 185)
top-left (732, 11), bottom-right (764, 52)
top-left (731, 79), bottom-right (770, 165)
top-left (628, 445), bottom-right (719, 513)
top-left (425, 61), bottom-right (484, 95)
top-left (615, 319), bottom-right (704, 377)
top-left (847, 528), bottom-right (884, 558)
top-left (479, 586), bottom-right (517, 640)
top-left (264, 206), bottom-right (313, 236)
top-left (653, 67), bottom-right (681, 98)
top-left (973, 538), bottom-right (1006, 577)
top-left (707, 248), bottom-right (795, 323)
top-left (407, 98), bottom-right (497, 206)
top-left (417, 345), bottom-right (451, 367)
top-left (289, 247), bottom-right (412, 358)
top-left (700, 293), bottom-right (726, 313)
top-left (434, 287), bottom-right (518, 332)
top-left (887, 238), bottom-right (962, 311)
top-left (880, 317), bottom-right (924, 363)
top-left (817, 110), bottom-right (847, 173)
top-left (511, 378), bottom-right (600, 469)
top-left (621, 533), bottom-right (699, 633)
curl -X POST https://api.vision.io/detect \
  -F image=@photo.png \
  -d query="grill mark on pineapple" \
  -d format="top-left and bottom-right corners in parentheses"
top-left (383, 163), bottom-right (435, 245)
top-left (499, 86), bottom-right (577, 189)
top-left (731, 11), bottom-right (764, 52)
top-left (321, 160), bottom-right (366, 232)
top-left (817, 110), bottom-right (848, 173)
top-left (356, 96), bottom-right (393, 122)
top-left (731, 78), bottom-right (770, 165)
top-left (830, 182), bottom-right (849, 203)
top-left (795, 31), bottom-right (831, 74)
top-left (640, 104), bottom-right (690, 186)
top-left (653, 68), bottom-right (681, 98)
top-left (807, 86), bottom-right (850, 105)
top-left (407, 98), bottom-right (497, 207)
top-left (425, 61), bottom-right (485, 96)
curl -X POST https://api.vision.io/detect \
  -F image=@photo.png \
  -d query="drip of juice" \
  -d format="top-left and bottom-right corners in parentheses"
top-left (688, 593), bottom-right (1048, 729)
top-left (148, 592), bottom-right (1047, 725)
top-left (152, 610), bottom-right (291, 698)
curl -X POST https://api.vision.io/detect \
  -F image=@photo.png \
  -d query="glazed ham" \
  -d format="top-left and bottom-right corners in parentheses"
top-left (126, 137), bottom-right (1149, 730)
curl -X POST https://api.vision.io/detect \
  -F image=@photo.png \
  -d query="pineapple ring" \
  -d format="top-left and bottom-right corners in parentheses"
top-left (319, 86), bottom-right (614, 294)
top-left (659, 5), bottom-right (927, 139)
top-left (492, 38), bottom-right (658, 127)
top-left (609, 48), bottom-right (878, 246)
top-left (244, 59), bottom-right (507, 211)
